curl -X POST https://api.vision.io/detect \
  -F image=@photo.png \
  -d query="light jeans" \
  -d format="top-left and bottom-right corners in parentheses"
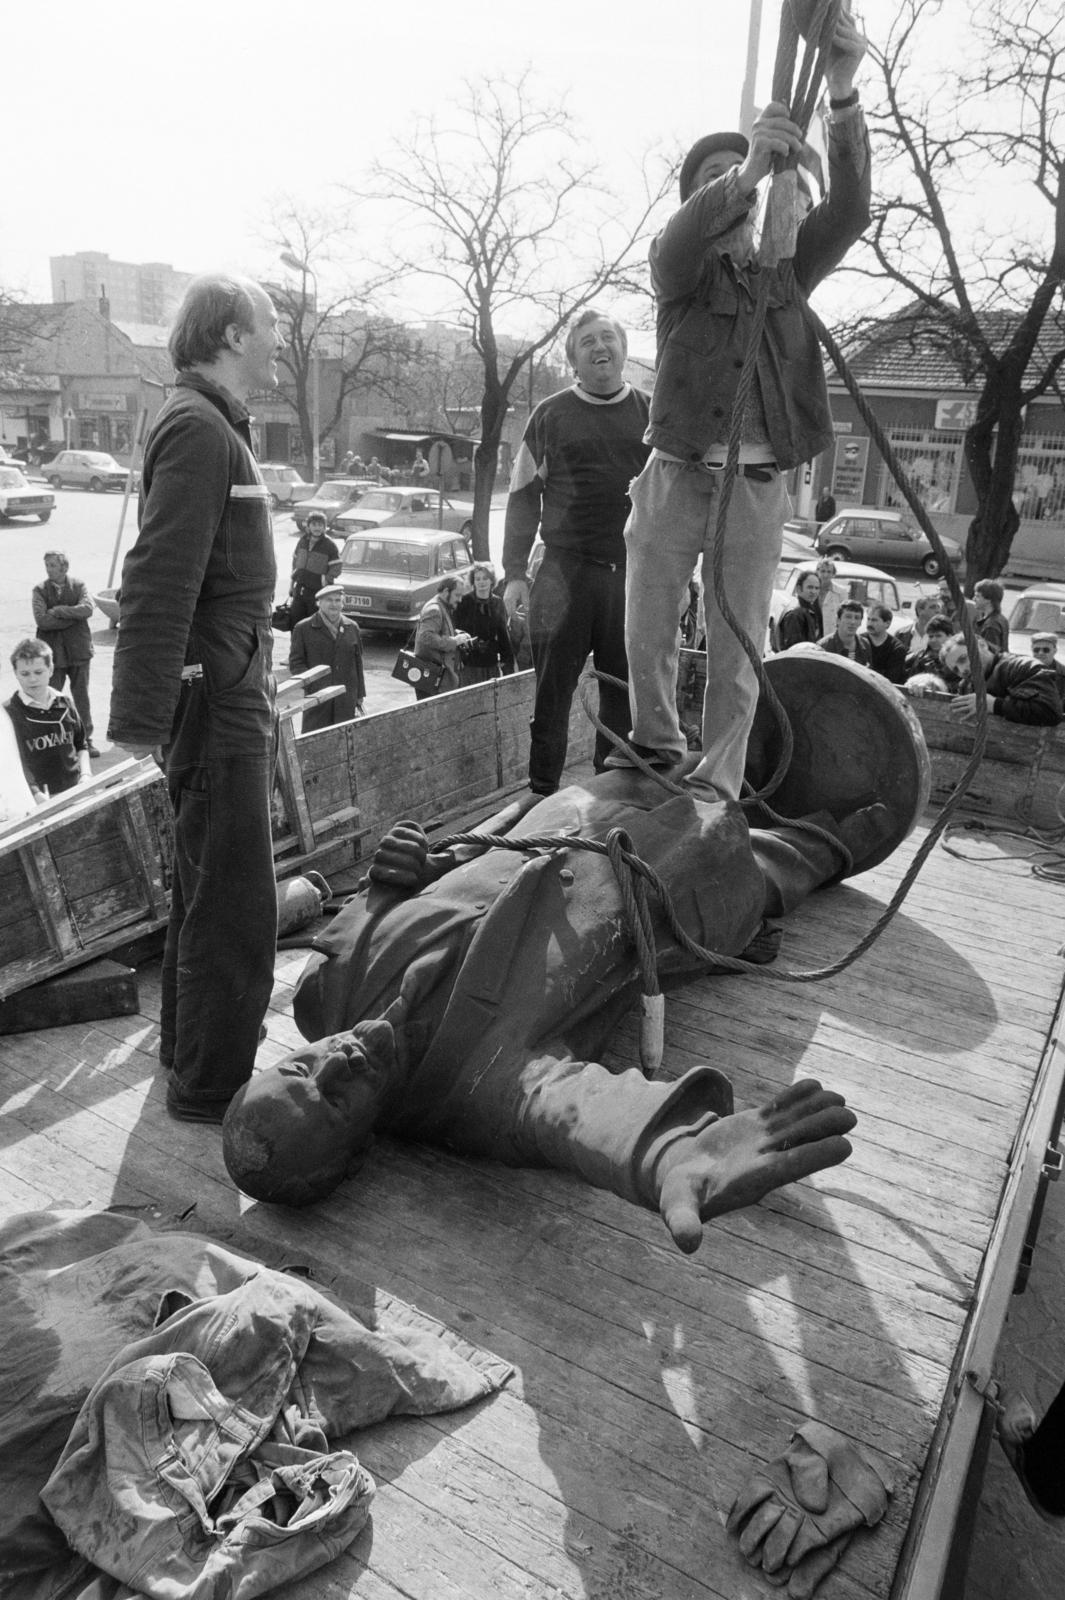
top-left (624, 456), bottom-right (789, 799)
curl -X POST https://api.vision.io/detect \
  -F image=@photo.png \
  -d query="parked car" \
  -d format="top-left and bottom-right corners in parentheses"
top-left (45, 451), bottom-right (134, 493)
top-left (0, 465), bottom-right (55, 523)
top-left (291, 478), bottom-right (376, 532)
top-left (258, 463), bottom-right (312, 508)
top-left (779, 526), bottom-right (819, 562)
top-left (335, 485), bottom-right (473, 539)
top-left (336, 526), bottom-right (475, 631)
top-left (815, 507), bottom-right (962, 576)
top-left (8, 441), bottom-right (64, 468)
top-left (769, 560), bottom-right (906, 651)
top-left (1006, 583), bottom-right (1065, 658)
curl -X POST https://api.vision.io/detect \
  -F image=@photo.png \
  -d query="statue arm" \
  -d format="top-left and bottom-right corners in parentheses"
top-left (514, 1054), bottom-right (854, 1254)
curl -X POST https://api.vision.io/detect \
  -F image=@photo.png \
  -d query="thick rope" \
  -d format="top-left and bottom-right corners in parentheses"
top-left (432, 822), bottom-right (868, 985)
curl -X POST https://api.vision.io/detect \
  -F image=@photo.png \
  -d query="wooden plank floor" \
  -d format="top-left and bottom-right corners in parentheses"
top-left (1, 813), bottom-right (1062, 1600)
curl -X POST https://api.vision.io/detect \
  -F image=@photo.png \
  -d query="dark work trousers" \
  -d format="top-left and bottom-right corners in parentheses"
top-left (1021, 1379), bottom-right (1065, 1515)
top-left (50, 662), bottom-right (92, 739)
top-left (161, 677), bottom-right (278, 1112)
top-left (527, 548), bottom-right (629, 793)
top-left (288, 587), bottom-right (319, 629)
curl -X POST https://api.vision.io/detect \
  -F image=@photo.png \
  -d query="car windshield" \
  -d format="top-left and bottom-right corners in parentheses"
top-left (342, 537), bottom-right (435, 578)
top-left (354, 491), bottom-right (402, 512)
top-left (1011, 596), bottom-right (1065, 636)
top-left (83, 454), bottom-right (120, 467)
top-left (318, 482), bottom-right (355, 502)
top-left (0, 469), bottom-right (26, 487)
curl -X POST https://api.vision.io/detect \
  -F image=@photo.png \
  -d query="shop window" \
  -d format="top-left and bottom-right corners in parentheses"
top-left (1013, 435), bottom-right (1065, 523)
top-left (877, 427), bottom-right (962, 514)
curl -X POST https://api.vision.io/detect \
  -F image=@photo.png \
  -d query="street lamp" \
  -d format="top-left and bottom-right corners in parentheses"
top-left (279, 250), bottom-right (321, 485)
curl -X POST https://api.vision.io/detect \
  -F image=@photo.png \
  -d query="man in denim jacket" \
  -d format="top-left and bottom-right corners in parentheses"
top-left (109, 275), bottom-right (284, 1123)
top-left (619, 8), bottom-right (870, 801)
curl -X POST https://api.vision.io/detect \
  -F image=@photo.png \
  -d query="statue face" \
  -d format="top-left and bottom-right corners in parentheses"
top-left (223, 1023), bottom-right (394, 1205)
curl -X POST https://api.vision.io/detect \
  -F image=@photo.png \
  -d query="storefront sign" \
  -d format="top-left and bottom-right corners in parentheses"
top-left (832, 434), bottom-right (870, 502)
top-left (74, 393), bottom-right (129, 413)
top-left (935, 396), bottom-right (978, 431)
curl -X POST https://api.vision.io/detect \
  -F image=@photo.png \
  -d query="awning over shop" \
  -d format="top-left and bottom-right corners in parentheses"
top-left (368, 428), bottom-right (479, 447)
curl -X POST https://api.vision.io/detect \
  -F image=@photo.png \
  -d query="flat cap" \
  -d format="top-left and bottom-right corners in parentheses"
top-left (679, 132), bottom-right (750, 201)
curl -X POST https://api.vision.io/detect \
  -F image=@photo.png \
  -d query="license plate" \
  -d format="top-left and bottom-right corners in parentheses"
top-left (347, 595), bottom-right (372, 608)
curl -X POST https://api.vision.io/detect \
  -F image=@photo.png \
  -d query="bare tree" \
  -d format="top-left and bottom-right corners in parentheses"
top-left (0, 293), bottom-right (54, 363)
top-left (360, 72), bottom-right (672, 557)
top-left (840, 0), bottom-right (1064, 581)
top-left (264, 209), bottom-right (425, 471)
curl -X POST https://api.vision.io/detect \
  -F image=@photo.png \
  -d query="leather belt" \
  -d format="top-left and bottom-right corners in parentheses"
top-left (704, 462), bottom-right (778, 481)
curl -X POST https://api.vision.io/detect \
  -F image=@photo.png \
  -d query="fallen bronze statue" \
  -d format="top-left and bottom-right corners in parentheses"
top-left (224, 655), bottom-right (928, 1253)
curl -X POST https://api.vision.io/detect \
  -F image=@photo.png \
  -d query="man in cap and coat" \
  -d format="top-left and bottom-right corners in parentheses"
top-left (615, 7), bottom-right (872, 802)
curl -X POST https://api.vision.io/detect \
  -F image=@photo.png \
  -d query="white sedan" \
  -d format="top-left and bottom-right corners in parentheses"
top-left (0, 465), bottom-right (55, 524)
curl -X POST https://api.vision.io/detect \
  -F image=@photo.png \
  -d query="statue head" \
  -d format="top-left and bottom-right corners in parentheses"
top-left (222, 1020), bottom-right (396, 1207)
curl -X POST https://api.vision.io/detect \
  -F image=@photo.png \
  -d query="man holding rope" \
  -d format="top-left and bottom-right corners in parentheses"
top-left (615, 5), bottom-right (870, 800)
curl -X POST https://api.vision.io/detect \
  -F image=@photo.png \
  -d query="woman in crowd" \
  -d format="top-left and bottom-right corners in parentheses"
top-left (412, 576), bottom-right (472, 699)
top-left (455, 563), bottom-right (516, 686)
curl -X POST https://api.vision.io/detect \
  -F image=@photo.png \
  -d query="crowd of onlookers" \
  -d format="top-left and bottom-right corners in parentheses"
top-left (773, 563), bottom-right (1063, 725)
top-left (337, 448), bottom-right (437, 486)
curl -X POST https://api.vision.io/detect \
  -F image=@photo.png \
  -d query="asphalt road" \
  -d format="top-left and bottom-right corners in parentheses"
top-left (1, 487), bottom-right (498, 769)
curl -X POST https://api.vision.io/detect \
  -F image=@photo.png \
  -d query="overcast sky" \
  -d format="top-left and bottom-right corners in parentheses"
top-left (2, 1), bottom-right (1025, 355)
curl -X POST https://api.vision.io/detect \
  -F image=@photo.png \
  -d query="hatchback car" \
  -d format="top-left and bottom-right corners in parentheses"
top-left (1006, 583), bottom-right (1065, 658)
top-left (815, 507), bottom-right (962, 576)
top-left (336, 526), bottom-right (475, 631)
top-left (45, 451), bottom-right (132, 492)
top-left (291, 478), bottom-right (376, 532)
top-left (335, 485), bottom-right (473, 540)
top-left (258, 463), bottom-right (312, 508)
top-left (0, 466), bottom-right (54, 523)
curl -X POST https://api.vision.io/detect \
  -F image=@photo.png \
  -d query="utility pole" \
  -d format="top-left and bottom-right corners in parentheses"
top-left (739, 0), bottom-right (764, 138)
top-left (279, 250), bottom-right (321, 484)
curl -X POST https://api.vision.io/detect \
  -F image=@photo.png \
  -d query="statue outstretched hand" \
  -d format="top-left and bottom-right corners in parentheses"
top-left (654, 1079), bottom-right (857, 1254)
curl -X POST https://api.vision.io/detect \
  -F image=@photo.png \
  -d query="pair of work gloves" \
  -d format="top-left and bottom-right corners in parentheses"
top-left (727, 1421), bottom-right (893, 1598)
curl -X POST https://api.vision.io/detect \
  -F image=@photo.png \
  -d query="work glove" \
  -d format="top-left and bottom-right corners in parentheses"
top-left (367, 821), bottom-right (432, 889)
top-left (727, 1421), bottom-right (891, 1595)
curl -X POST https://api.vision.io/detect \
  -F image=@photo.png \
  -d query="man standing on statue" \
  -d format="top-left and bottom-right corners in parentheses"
top-left (614, 6), bottom-right (870, 799)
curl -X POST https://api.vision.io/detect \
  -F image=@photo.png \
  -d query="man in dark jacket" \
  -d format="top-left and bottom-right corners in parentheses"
top-left (31, 551), bottom-right (97, 757)
top-left (819, 601), bottom-right (872, 666)
top-left (108, 273), bottom-right (284, 1123)
top-left (862, 604), bottom-right (908, 684)
top-left (942, 635), bottom-right (1063, 726)
top-left (289, 583), bottom-right (366, 731)
top-left (776, 569), bottom-right (823, 650)
top-left (621, 10), bottom-right (870, 800)
top-left (289, 512), bottom-right (341, 628)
